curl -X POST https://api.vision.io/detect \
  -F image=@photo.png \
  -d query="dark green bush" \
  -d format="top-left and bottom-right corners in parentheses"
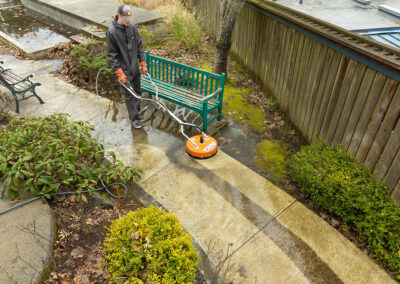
top-left (70, 41), bottom-right (114, 80)
top-left (0, 114), bottom-right (140, 200)
top-left (70, 41), bottom-right (119, 99)
top-left (290, 143), bottom-right (400, 278)
top-left (103, 206), bottom-right (199, 283)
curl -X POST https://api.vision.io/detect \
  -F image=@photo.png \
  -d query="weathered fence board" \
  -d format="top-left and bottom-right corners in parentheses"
top-left (301, 44), bottom-right (326, 132)
top-left (187, 0), bottom-right (400, 201)
top-left (283, 31), bottom-right (300, 113)
top-left (318, 55), bottom-right (349, 141)
top-left (355, 79), bottom-right (398, 163)
top-left (331, 63), bottom-right (367, 147)
top-left (312, 51), bottom-right (343, 143)
top-left (374, 119), bottom-right (400, 181)
top-left (276, 25), bottom-right (291, 105)
top-left (391, 180), bottom-right (400, 203)
top-left (298, 42), bottom-right (321, 129)
top-left (341, 68), bottom-right (376, 150)
top-left (347, 73), bottom-right (387, 155)
top-left (384, 148), bottom-right (400, 191)
top-left (325, 58), bottom-right (359, 145)
top-left (364, 87), bottom-right (400, 170)
top-left (306, 48), bottom-right (334, 141)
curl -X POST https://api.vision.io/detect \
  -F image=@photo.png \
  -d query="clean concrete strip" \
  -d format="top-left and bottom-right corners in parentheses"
top-left (275, 202), bottom-right (396, 283)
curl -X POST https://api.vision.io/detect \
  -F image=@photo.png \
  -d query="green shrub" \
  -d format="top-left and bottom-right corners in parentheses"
top-left (70, 41), bottom-right (120, 99)
top-left (103, 207), bottom-right (199, 283)
top-left (139, 26), bottom-right (155, 47)
top-left (0, 114), bottom-right (140, 200)
top-left (266, 100), bottom-right (279, 112)
top-left (71, 41), bottom-right (113, 80)
top-left (290, 143), bottom-right (400, 278)
top-left (169, 4), bottom-right (202, 50)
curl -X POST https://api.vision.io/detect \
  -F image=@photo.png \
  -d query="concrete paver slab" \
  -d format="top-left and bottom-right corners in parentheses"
top-left (139, 153), bottom-right (304, 283)
top-left (197, 152), bottom-right (295, 218)
top-left (0, 191), bottom-right (54, 284)
top-left (274, 202), bottom-right (396, 283)
top-left (20, 0), bottom-right (166, 39)
top-left (29, 0), bottom-right (163, 27)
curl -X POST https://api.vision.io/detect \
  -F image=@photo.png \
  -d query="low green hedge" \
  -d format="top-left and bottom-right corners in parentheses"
top-left (103, 207), bottom-right (199, 283)
top-left (290, 143), bottom-right (400, 279)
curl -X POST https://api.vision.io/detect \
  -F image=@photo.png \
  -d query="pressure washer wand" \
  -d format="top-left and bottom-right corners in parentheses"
top-left (118, 77), bottom-right (209, 149)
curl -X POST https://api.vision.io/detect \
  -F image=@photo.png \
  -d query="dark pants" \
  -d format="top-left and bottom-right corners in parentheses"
top-left (122, 72), bottom-right (141, 121)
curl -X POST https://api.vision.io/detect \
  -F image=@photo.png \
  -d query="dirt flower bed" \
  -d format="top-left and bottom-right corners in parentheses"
top-left (46, 193), bottom-right (142, 283)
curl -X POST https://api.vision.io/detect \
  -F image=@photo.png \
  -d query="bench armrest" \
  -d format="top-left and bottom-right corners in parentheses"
top-left (10, 74), bottom-right (34, 86)
top-left (199, 88), bottom-right (222, 103)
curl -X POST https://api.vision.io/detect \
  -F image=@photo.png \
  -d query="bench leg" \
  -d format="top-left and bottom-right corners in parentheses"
top-left (33, 89), bottom-right (44, 104)
top-left (14, 97), bottom-right (19, 113)
top-left (201, 112), bottom-right (208, 132)
top-left (218, 105), bottom-right (223, 121)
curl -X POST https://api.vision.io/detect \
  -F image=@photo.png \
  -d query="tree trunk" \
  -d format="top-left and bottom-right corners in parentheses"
top-left (213, 0), bottom-right (245, 75)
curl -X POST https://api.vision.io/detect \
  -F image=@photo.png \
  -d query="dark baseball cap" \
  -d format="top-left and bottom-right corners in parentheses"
top-left (117, 4), bottom-right (135, 22)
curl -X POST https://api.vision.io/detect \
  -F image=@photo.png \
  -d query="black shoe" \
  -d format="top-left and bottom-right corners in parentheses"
top-left (131, 120), bottom-right (142, 129)
top-left (137, 115), bottom-right (145, 122)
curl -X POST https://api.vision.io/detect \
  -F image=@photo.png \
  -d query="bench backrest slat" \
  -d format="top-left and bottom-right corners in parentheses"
top-left (145, 51), bottom-right (226, 98)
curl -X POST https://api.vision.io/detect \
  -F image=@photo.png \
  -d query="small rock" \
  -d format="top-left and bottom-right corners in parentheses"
top-left (70, 247), bottom-right (85, 259)
top-left (331, 218), bottom-right (340, 228)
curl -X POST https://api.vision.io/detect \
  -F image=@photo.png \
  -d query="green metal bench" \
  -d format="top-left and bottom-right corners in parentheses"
top-left (0, 61), bottom-right (43, 113)
top-left (141, 51), bottom-right (226, 132)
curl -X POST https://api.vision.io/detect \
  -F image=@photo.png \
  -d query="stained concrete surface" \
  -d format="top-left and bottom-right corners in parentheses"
top-left (0, 68), bottom-right (395, 283)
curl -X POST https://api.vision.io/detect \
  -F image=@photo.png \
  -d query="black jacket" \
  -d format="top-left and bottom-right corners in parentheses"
top-left (106, 16), bottom-right (145, 78)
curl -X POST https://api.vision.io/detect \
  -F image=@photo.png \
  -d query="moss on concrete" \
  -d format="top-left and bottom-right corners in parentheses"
top-left (254, 140), bottom-right (289, 183)
top-left (222, 84), bottom-right (265, 132)
top-left (195, 61), bottom-right (265, 132)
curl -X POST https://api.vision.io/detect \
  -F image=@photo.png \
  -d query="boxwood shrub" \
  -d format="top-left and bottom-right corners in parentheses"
top-left (103, 206), bottom-right (199, 283)
top-left (290, 143), bottom-right (400, 278)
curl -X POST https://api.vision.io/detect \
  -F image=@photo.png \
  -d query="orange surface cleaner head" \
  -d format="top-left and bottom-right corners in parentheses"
top-left (186, 135), bottom-right (218, 159)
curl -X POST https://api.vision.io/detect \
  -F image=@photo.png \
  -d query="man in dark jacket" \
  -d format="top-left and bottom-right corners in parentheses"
top-left (106, 4), bottom-right (148, 129)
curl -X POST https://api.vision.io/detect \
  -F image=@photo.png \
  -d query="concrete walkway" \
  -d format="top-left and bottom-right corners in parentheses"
top-left (0, 69), bottom-right (395, 283)
top-left (20, 0), bottom-right (166, 39)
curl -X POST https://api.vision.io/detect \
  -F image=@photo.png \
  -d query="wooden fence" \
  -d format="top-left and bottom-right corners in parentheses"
top-left (186, 0), bottom-right (400, 203)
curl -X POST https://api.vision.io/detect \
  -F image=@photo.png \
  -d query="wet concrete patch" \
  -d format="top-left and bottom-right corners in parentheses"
top-left (0, 6), bottom-right (77, 58)
top-left (0, 54), bottom-right (62, 76)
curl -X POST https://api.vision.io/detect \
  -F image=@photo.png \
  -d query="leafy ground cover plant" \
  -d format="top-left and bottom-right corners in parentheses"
top-left (290, 143), bottom-right (400, 279)
top-left (0, 113), bottom-right (140, 200)
top-left (103, 206), bottom-right (199, 283)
